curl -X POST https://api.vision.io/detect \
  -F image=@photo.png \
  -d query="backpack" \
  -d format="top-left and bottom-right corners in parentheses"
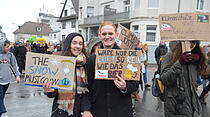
top-left (151, 60), bottom-right (165, 101)
top-left (152, 71), bottom-right (164, 95)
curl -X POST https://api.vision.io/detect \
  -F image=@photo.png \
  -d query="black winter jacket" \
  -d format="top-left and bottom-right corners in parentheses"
top-left (155, 44), bottom-right (168, 63)
top-left (46, 89), bottom-right (90, 117)
top-left (87, 43), bottom-right (139, 117)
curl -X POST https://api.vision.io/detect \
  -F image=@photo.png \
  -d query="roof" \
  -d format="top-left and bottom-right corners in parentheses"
top-left (0, 30), bottom-right (5, 34)
top-left (71, 0), bottom-right (79, 14)
top-left (13, 21), bottom-right (53, 35)
top-left (57, 14), bottom-right (78, 22)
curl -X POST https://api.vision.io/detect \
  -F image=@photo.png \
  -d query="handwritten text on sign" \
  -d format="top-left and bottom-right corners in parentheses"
top-left (95, 49), bottom-right (141, 80)
top-left (24, 52), bottom-right (76, 90)
top-left (159, 12), bottom-right (210, 41)
top-left (116, 24), bottom-right (140, 49)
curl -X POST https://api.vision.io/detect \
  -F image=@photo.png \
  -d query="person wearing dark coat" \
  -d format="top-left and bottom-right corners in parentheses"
top-left (87, 21), bottom-right (139, 117)
top-left (15, 41), bottom-right (27, 74)
top-left (155, 42), bottom-right (168, 66)
top-left (35, 43), bottom-right (47, 53)
top-left (160, 41), bottom-right (207, 117)
top-left (43, 33), bottom-right (92, 117)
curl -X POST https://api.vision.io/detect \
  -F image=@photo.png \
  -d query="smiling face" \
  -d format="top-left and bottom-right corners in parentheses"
top-left (99, 25), bottom-right (118, 49)
top-left (70, 36), bottom-right (83, 57)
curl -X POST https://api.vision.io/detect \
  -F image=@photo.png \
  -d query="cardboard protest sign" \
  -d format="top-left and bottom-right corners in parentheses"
top-left (116, 24), bottom-right (140, 49)
top-left (24, 52), bottom-right (76, 90)
top-left (159, 12), bottom-right (210, 42)
top-left (95, 49), bottom-right (141, 81)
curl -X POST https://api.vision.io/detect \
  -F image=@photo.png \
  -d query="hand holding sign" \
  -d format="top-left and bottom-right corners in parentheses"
top-left (81, 111), bottom-right (93, 117)
top-left (24, 52), bottom-right (76, 90)
top-left (43, 81), bottom-right (55, 93)
top-left (95, 49), bottom-right (141, 80)
top-left (114, 74), bottom-right (126, 90)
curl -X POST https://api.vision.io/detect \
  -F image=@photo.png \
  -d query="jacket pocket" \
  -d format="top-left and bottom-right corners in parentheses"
top-left (51, 108), bottom-right (69, 117)
top-left (166, 92), bottom-right (188, 115)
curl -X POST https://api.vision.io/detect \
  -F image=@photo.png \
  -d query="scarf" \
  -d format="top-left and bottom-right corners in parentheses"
top-left (57, 53), bottom-right (88, 115)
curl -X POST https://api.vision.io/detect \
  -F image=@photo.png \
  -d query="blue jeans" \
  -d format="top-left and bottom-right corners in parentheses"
top-left (143, 68), bottom-right (148, 84)
top-left (0, 84), bottom-right (9, 114)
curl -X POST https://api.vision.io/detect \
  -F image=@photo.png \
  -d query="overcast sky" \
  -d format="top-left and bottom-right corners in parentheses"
top-left (0, 0), bottom-right (64, 42)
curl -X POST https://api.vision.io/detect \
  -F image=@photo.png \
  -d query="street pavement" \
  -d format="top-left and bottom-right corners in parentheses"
top-left (2, 65), bottom-right (210, 117)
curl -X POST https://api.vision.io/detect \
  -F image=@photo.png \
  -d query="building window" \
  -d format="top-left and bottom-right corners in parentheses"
top-left (124, 6), bottom-right (130, 12)
top-left (86, 29), bottom-right (88, 41)
top-left (54, 34), bottom-right (56, 39)
top-left (197, 0), bottom-right (204, 10)
top-left (62, 22), bottom-right (66, 29)
top-left (70, 8), bottom-right (75, 15)
top-left (148, 0), bottom-right (159, 8)
top-left (124, 0), bottom-right (130, 12)
top-left (146, 25), bottom-right (157, 42)
top-left (134, 0), bottom-right (140, 8)
top-left (132, 25), bottom-right (140, 39)
top-left (133, 25), bottom-right (139, 31)
top-left (124, 0), bottom-right (130, 5)
top-left (87, 7), bottom-right (94, 17)
top-left (64, 10), bottom-right (68, 16)
top-left (36, 27), bottom-right (42, 32)
top-left (62, 35), bottom-right (65, 42)
top-left (71, 20), bottom-right (76, 28)
top-left (79, 7), bottom-right (82, 19)
top-left (105, 5), bottom-right (110, 9)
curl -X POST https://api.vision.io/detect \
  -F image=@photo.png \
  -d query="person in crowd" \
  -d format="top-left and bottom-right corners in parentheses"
top-left (35, 43), bottom-right (47, 53)
top-left (15, 41), bottom-right (27, 74)
top-left (155, 41), bottom-right (168, 66)
top-left (46, 42), bottom-right (55, 54)
top-left (86, 21), bottom-right (139, 117)
top-left (142, 43), bottom-right (150, 88)
top-left (160, 41), bottom-right (207, 117)
top-left (54, 44), bottom-right (62, 52)
top-left (31, 42), bottom-right (37, 52)
top-left (53, 44), bottom-right (62, 55)
top-left (10, 42), bottom-right (19, 56)
top-left (0, 40), bottom-right (20, 117)
top-left (199, 51), bottom-right (210, 105)
top-left (131, 42), bottom-right (144, 102)
top-left (25, 40), bottom-right (32, 52)
top-left (43, 33), bottom-right (92, 117)
top-left (86, 37), bottom-right (101, 56)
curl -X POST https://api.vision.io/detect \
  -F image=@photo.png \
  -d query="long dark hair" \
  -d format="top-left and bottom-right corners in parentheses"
top-left (170, 42), bottom-right (182, 65)
top-left (170, 42), bottom-right (207, 76)
top-left (191, 42), bottom-right (207, 76)
top-left (62, 33), bottom-right (87, 57)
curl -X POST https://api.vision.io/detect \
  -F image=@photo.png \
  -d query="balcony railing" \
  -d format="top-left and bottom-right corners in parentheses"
top-left (83, 12), bottom-right (130, 25)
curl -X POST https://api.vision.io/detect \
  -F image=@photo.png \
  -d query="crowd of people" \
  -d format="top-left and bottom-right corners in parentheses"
top-left (9, 40), bottom-right (62, 74)
top-left (0, 21), bottom-right (210, 117)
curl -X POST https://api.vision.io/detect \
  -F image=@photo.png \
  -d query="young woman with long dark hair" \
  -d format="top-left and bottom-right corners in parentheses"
top-left (160, 41), bottom-right (207, 117)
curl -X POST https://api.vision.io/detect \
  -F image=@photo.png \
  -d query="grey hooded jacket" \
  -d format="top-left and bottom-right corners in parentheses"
top-left (160, 53), bottom-right (202, 117)
top-left (0, 40), bottom-right (20, 83)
